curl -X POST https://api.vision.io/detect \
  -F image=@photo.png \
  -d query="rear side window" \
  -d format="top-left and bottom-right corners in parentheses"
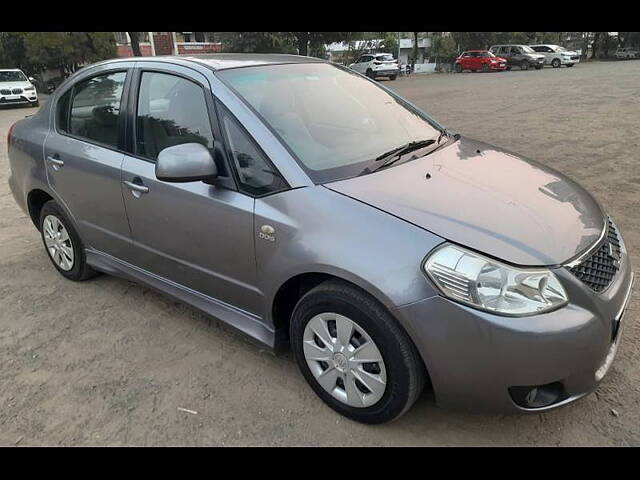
top-left (67, 71), bottom-right (126, 148)
top-left (136, 71), bottom-right (214, 160)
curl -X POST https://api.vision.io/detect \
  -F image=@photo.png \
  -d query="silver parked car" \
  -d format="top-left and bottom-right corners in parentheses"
top-left (7, 54), bottom-right (634, 423)
top-left (529, 44), bottom-right (580, 67)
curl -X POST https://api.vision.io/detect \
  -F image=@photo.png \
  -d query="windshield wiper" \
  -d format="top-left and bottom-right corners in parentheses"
top-left (371, 138), bottom-right (437, 171)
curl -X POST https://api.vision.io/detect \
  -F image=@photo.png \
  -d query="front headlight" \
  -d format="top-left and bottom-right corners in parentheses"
top-left (24, 85), bottom-right (35, 91)
top-left (424, 244), bottom-right (568, 316)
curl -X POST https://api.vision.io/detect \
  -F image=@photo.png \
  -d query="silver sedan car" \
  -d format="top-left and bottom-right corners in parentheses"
top-left (7, 54), bottom-right (634, 424)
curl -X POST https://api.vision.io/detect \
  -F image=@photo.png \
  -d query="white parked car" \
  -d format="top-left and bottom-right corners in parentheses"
top-left (529, 45), bottom-right (580, 68)
top-left (615, 47), bottom-right (639, 59)
top-left (349, 53), bottom-right (400, 80)
top-left (0, 69), bottom-right (39, 107)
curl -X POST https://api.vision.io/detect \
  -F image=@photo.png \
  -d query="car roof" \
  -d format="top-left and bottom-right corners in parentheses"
top-left (90, 53), bottom-right (326, 71)
top-left (464, 50), bottom-right (489, 52)
top-left (0, 68), bottom-right (22, 72)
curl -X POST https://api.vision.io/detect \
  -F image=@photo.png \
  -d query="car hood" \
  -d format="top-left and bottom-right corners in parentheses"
top-left (326, 136), bottom-right (605, 266)
top-left (0, 80), bottom-right (32, 89)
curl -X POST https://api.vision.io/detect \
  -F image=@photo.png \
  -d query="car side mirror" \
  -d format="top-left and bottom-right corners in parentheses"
top-left (156, 142), bottom-right (218, 183)
top-left (28, 76), bottom-right (35, 83)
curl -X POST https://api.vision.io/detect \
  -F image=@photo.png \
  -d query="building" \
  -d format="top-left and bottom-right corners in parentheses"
top-left (113, 32), bottom-right (223, 58)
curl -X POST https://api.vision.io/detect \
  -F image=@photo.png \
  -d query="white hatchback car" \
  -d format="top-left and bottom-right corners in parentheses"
top-left (529, 45), bottom-right (580, 68)
top-left (349, 53), bottom-right (400, 80)
top-left (0, 69), bottom-right (39, 107)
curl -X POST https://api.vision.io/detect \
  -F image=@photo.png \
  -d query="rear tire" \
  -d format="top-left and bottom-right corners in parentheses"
top-left (481, 63), bottom-right (489, 73)
top-left (366, 68), bottom-right (374, 79)
top-left (290, 279), bottom-right (426, 424)
top-left (39, 200), bottom-right (98, 282)
top-left (566, 63), bottom-right (574, 67)
top-left (389, 75), bottom-right (397, 81)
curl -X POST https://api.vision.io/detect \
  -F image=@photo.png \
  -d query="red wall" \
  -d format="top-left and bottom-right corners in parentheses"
top-left (116, 44), bottom-right (153, 58)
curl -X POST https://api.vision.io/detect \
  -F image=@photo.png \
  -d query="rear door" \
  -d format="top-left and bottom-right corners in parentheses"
top-left (43, 64), bottom-right (134, 260)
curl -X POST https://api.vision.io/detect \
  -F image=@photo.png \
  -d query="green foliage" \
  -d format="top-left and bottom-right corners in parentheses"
top-left (0, 32), bottom-right (116, 77)
top-left (381, 34), bottom-right (398, 57)
top-left (221, 32), bottom-right (297, 54)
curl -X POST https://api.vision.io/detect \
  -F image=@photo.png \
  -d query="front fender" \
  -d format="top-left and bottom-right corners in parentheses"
top-left (254, 185), bottom-right (443, 328)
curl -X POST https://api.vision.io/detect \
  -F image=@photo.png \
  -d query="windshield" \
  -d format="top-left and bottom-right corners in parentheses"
top-left (0, 70), bottom-right (27, 82)
top-left (376, 54), bottom-right (395, 61)
top-left (217, 63), bottom-right (442, 183)
top-left (521, 46), bottom-right (536, 53)
top-left (555, 46), bottom-right (567, 52)
top-left (480, 52), bottom-right (495, 58)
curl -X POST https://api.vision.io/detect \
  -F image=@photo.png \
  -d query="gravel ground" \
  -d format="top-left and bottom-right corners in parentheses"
top-left (1, 61), bottom-right (639, 446)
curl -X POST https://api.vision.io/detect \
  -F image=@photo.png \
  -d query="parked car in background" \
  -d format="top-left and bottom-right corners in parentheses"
top-left (489, 45), bottom-right (545, 70)
top-left (529, 44), bottom-right (580, 68)
top-left (0, 69), bottom-right (39, 107)
top-left (615, 47), bottom-right (639, 59)
top-left (454, 50), bottom-right (507, 72)
top-left (7, 54), bottom-right (634, 424)
top-left (349, 53), bottom-right (400, 80)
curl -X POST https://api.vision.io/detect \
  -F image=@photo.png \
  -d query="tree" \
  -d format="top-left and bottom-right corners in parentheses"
top-left (128, 32), bottom-right (142, 56)
top-left (382, 33), bottom-right (399, 58)
top-left (220, 32), bottom-right (296, 53)
top-left (411, 32), bottom-right (419, 69)
top-left (22, 32), bottom-right (116, 78)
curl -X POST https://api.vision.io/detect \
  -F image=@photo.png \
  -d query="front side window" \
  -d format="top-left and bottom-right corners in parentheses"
top-left (135, 71), bottom-right (214, 160)
top-left (220, 108), bottom-right (286, 196)
top-left (68, 71), bottom-right (126, 148)
top-left (217, 62), bottom-right (442, 183)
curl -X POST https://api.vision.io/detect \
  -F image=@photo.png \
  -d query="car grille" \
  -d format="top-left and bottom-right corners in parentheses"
top-left (12, 88), bottom-right (23, 94)
top-left (567, 218), bottom-right (622, 293)
top-left (571, 56), bottom-right (579, 60)
top-left (0, 89), bottom-right (11, 95)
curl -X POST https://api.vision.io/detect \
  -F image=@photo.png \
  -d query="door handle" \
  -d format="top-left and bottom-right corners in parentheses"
top-left (123, 180), bottom-right (149, 194)
top-left (47, 156), bottom-right (64, 169)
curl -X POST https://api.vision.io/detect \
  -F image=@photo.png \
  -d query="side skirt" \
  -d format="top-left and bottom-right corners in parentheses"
top-left (85, 248), bottom-right (276, 352)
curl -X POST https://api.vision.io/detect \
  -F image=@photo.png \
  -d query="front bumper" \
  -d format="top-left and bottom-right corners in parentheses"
top-left (0, 90), bottom-right (38, 106)
top-left (372, 68), bottom-right (399, 77)
top-left (561, 56), bottom-right (580, 65)
top-left (394, 249), bottom-right (634, 413)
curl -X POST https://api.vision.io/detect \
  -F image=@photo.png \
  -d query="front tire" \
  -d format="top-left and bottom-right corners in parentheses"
top-left (520, 60), bottom-right (530, 70)
top-left (551, 58), bottom-right (561, 68)
top-left (454, 63), bottom-right (462, 73)
top-left (39, 200), bottom-right (97, 281)
top-left (290, 279), bottom-right (426, 424)
top-left (481, 63), bottom-right (489, 73)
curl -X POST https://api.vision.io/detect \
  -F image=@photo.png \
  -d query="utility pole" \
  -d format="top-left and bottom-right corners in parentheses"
top-left (397, 31), bottom-right (401, 60)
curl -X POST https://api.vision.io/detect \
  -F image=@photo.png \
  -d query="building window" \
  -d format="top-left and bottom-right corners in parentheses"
top-left (114, 32), bottom-right (128, 44)
top-left (113, 32), bottom-right (149, 44)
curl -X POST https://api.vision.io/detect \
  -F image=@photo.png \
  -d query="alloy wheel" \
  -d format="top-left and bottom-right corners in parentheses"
top-left (43, 214), bottom-right (74, 271)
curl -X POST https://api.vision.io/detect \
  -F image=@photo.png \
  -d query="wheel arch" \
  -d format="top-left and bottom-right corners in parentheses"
top-left (27, 188), bottom-right (54, 230)
top-left (271, 267), bottom-right (401, 345)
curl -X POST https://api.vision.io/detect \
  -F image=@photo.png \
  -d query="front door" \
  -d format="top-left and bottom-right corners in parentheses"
top-left (43, 67), bottom-right (133, 260)
top-left (120, 66), bottom-right (262, 315)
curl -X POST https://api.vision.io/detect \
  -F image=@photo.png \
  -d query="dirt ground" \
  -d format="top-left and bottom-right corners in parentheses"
top-left (1, 60), bottom-right (639, 446)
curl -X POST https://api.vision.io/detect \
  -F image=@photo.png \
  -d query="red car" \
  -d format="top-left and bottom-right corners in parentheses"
top-left (455, 50), bottom-right (507, 72)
